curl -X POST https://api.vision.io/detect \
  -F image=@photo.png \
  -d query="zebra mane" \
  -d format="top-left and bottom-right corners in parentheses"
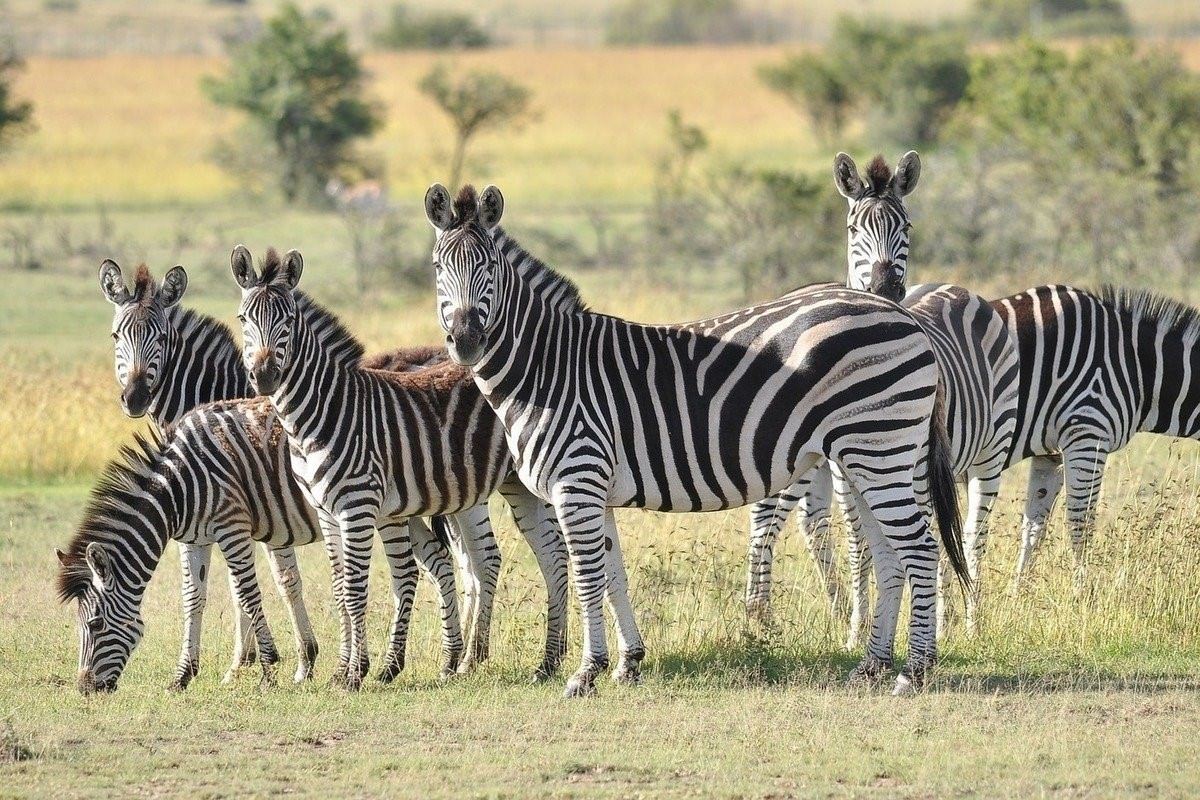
top-left (56, 432), bottom-right (164, 603)
top-left (1096, 285), bottom-right (1200, 340)
top-left (168, 304), bottom-right (239, 356)
top-left (294, 292), bottom-right (367, 367)
top-left (864, 155), bottom-right (894, 197)
top-left (493, 227), bottom-right (588, 315)
top-left (131, 264), bottom-right (155, 307)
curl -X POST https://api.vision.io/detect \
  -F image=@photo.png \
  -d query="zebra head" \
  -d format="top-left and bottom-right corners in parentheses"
top-left (832, 151), bottom-right (921, 303)
top-left (230, 245), bottom-right (303, 395)
top-left (55, 543), bottom-right (145, 694)
top-left (424, 183), bottom-right (506, 366)
top-left (98, 260), bottom-right (188, 417)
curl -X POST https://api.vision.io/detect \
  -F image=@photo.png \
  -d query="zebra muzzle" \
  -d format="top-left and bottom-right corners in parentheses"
top-left (120, 376), bottom-right (151, 418)
top-left (447, 309), bottom-right (485, 366)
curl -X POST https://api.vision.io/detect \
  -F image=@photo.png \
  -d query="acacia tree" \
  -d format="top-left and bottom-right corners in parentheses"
top-left (0, 46), bottom-right (34, 153)
top-left (418, 64), bottom-right (532, 192)
top-left (203, 4), bottom-right (382, 203)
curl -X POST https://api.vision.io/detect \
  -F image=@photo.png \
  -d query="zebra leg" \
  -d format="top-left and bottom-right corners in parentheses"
top-left (170, 542), bottom-right (212, 691)
top-left (317, 512), bottom-right (353, 686)
top-left (603, 511), bottom-right (645, 686)
top-left (410, 517), bottom-right (465, 679)
top-left (1062, 446), bottom-right (1107, 594)
top-left (745, 490), bottom-right (798, 623)
top-left (833, 468), bottom-right (871, 651)
top-left (443, 519), bottom-right (480, 672)
top-left (499, 479), bottom-right (570, 682)
top-left (262, 544), bottom-right (319, 683)
top-left (221, 538), bottom-right (259, 684)
top-left (375, 520), bottom-right (420, 684)
top-left (799, 464), bottom-right (846, 623)
top-left (334, 510), bottom-right (380, 692)
top-left (1010, 454), bottom-right (1064, 593)
top-left (217, 533), bottom-right (280, 689)
top-left (842, 488), bottom-right (898, 685)
top-left (553, 486), bottom-right (613, 698)
top-left (962, 468), bottom-right (1003, 635)
top-left (450, 504), bottom-right (501, 674)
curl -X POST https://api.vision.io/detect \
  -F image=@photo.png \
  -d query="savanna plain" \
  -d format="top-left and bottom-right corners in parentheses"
top-left (3, 27), bottom-right (1200, 799)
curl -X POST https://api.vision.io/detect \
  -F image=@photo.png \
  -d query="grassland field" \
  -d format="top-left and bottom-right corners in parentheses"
top-left (3, 42), bottom-right (1200, 798)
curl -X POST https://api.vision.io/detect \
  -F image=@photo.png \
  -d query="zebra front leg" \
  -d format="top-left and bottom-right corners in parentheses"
top-left (218, 532), bottom-right (280, 689)
top-left (449, 504), bottom-right (500, 674)
top-left (962, 469), bottom-right (1003, 635)
top-left (443, 516), bottom-right (480, 672)
top-left (171, 542), bottom-right (212, 691)
top-left (603, 511), bottom-right (645, 686)
top-left (1010, 454), bottom-right (1064, 594)
top-left (410, 517), bottom-right (465, 679)
top-left (554, 485), bottom-right (614, 698)
top-left (333, 508), bottom-right (380, 692)
top-left (263, 544), bottom-right (319, 683)
top-left (221, 537), bottom-right (260, 684)
top-left (374, 521), bottom-right (420, 684)
top-left (799, 464), bottom-right (846, 622)
top-left (833, 468), bottom-right (870, 650)
top-left (1062, 446), bottom-right (1106, 595)
top-left (499, 479), bottom-right (570, 682)
top-left (745, 489), bottom-right (798, 623)
top-left (317, 513), bottom-right (353, 687)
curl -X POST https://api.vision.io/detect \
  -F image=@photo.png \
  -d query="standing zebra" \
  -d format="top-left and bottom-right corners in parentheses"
top-left (230, 246), bottom-right (575, 690)
top-left (995, 285), bottom-right (1200, 590)
top-left (97, 261), bottom-right (467, 687)
top-left (424, 183), bottom-right (967, 697)
top-left (746, 153), bottom-right (1019, 637)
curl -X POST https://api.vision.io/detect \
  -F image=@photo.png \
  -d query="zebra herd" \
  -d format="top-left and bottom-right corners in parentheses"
top-left (56, 151), bottom-right (1200, 699)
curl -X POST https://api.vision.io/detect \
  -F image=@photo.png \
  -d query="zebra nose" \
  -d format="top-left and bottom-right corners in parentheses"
top-left (121, 378), bottom-right (150, 417)
top-left (253, 362), bottom-right (282, 395)
top-left (448, 309), bottom-right (485, 365)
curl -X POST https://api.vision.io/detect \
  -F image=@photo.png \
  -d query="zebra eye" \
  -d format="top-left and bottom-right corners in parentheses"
top-left (237, 314), bottom-right (246, 324)
top-left (903, 223), bottom-right (912, 233)
top-left (847, 225), bottom-right (859, 235)
top-left (87, 616), bottom-right (103, 632)
top-left (111, 332), bottom-right (119, 341)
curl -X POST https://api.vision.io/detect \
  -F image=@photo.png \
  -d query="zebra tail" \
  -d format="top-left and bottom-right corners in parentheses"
top-left (927, 380), bottom-right (969, 591)
top-left (430, 515), bottom-right (452, 547)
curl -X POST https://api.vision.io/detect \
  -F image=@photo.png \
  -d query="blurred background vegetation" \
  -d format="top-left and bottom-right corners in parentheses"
top-left (3, 0), bottom-right (1200, 480)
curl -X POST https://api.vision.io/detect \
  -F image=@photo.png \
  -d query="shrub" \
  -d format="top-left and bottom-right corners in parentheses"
top-left (374, 4), bottom-right (490, 51)
top-left (974, 0), bottom-right (1132, 38)
top-left (606, 0), bottom-right (761, 45)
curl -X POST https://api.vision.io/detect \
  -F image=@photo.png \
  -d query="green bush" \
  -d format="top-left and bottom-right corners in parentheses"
top-left (974, 0), bottom-right (1132, 38)
top-left (374, 4), bottom-right (490, 51)
top-left (606, 0), bottom-right (762, 45)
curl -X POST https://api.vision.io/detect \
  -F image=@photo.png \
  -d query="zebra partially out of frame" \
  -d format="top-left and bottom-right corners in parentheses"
top-left (424, 183), bottom-right (968, 697)
top-left (94, 262), bottom-right (469, 688)
top-left (230, 246), bottom-right (575, 691)
top-left (995, 285), bottom-right (1200, 590)
top-left (746, 153), bottom-right (1019, 638)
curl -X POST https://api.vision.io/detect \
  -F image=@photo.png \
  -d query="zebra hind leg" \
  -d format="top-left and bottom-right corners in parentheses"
top-left (219, 532), bottom-right (281, 689)
top-left (602, 512), bottom-right (645, 686)
top-left (450, 505), bottom-right (500, 675)
top-left (840, 488), bottom-right (897, 688)
top-left (1010, 454), bottom-right (1064, 594)
top-left (375, 521), bottom-right (420, 684)
top-left (263, 544), bottom-right (319, 683)
top-left (411, 517), bottom-right (465, 680)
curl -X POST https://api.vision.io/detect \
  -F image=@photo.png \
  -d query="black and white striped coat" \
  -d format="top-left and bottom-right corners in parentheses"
top-left (231, 247), bottom-right (572, 690)
top-left (745, 153), bottom-right (1019, 639)
top-left (424, 183), bottom-right (967, 697)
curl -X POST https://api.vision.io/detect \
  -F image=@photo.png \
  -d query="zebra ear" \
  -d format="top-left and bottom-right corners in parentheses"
top-left (893, 151), bottom-right (921, 198)
top-left (282, 250), bottom-right (304, 289)
top-left (99, 260), bottom-right (130, 305)
top-left (425, 184), bottom-right (454, 231)
top-left (231, 245), bottom-right (257, 290)
top-left (55, 548), bottom-right (70, 567)
top-left (85, 542), bottom-right (114, 591)
top-left (478, 185), bottom-right (505, 231)
top-left (833, 153), bottom-right (865, 201)
top-left (159, 266), bottom-right (188, 308)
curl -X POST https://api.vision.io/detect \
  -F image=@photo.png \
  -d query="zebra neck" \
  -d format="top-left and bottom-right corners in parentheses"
top-left (149, 307), bottom-right (250, 429)
top-left (268, 301), bottom-right (355, 440)
top-left (1138, 321), bottom-right (1200, 438)
top-left (93, 470), bottom-right (178, 603)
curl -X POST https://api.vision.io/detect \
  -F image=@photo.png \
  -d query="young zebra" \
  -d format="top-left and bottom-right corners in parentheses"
top-left (746, 153), bottom-right (1020, 638)
top-left (424, 183), bottom-right (968, 697)
top-left (230, 246), bottom-right (575, 690)
top-left (97, 261), bottom-right (467, 687)
top-left (995, 285), bottom-right (1200, 590)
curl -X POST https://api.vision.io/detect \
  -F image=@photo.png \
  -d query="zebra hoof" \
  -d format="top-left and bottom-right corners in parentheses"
top-left (167, 679), bottom-right (189, 692)
top-left (456, 657), bottom-right (478, 676)
top-left (892, 672), bottom-right (918, 697)
top-left (846, 656), bottom-right (892, 689)
top-left (531, 658), bottom-right (561, 684)
top-left (745, 597), bottom-right (772, 624)
top-left (563, 673), bottom-right (598, 699)
top-left (221, 668), bottom-right (240, 686)
top-left (376, 662), bottom-right (403, 685)
top-left (611, 661), bottom-right (643, 686)
top-left (293, 665), bottom-right (313, 684)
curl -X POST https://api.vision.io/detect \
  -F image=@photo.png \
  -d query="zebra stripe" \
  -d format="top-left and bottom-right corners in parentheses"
top-left (746, 152), bottom-right (1019, 640)
top-left (425, 183), bottom-right (967, 697)
top-left (231, 246), bottom-right (572, 690)
top-left (994, 284), bottom-right (1200, 590)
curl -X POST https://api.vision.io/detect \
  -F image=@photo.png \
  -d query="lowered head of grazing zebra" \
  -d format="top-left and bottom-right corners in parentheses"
top-left (99, 260), bottom-right (189, 418)
top-left (230, 245), bottom-right (306, 395)
top-left (832, 151), bottom-right (921, 303)
top-left (55, 435), bottom-right (169, 693)
top-left (425, 183), bottom-right (509, 366)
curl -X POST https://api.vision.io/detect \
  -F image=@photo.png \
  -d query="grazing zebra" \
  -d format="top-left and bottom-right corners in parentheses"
top-left (746, 153), bottom-right (1020, 637)
top-left (424, 183), bottom-right (968, 696)
top-left (97, 261), bottom-right (465, 687)
top-left (230, 246), bottom-right (574, 690)
top-left (995, 285), bottom-right (1200, 590)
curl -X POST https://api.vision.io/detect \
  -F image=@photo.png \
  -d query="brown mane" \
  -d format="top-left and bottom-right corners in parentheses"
top-left (453, 184), bottom-right (478, 225)
top-left (865, 155), bottom-right (893, 196)
top-left (258, 247), bottom-right (285, 285)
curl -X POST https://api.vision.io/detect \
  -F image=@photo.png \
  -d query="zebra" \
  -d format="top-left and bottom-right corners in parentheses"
top-left (995, 285), bottom-right (1200, 591)
top-left (746, 152), bottom-right (1020, 638)
top-left (424, 183), bottom-right (968, 697)
top-left (96, 261), bottom-right (480, 687)
top-left (230, 245), bottom-right (576, 690)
